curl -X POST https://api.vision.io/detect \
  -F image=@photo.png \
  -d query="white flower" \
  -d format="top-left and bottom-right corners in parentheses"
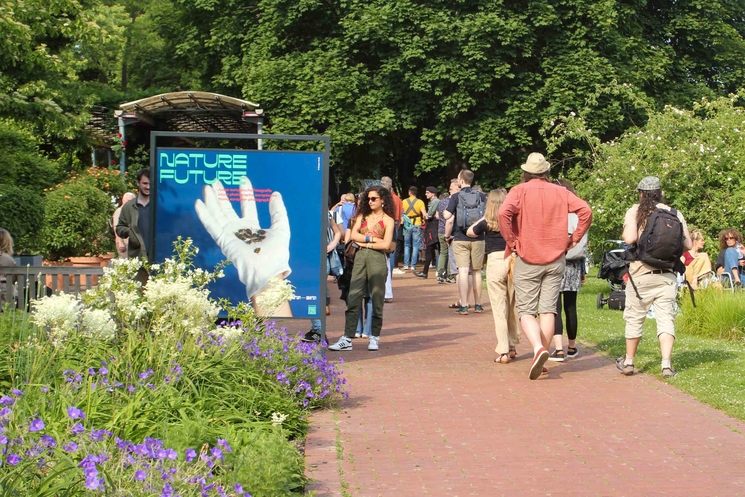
top-left (31, 293), bottom-right (80, 346)
top-left (254, 279), bottom-right (295, 314)
top-left (271, 412), bottom-right (288, 426)
top-left (80, 308), bottom-right (116, 340)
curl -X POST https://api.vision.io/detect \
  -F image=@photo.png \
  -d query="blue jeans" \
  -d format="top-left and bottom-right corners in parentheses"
top-left (310, 319), bottom-right (322, 331)
top-left (403, 226), bottom-right (422, 267)
top-left (356, 288), bottom-right (373, 337)
top-left (724, 247), bottom-right (742, 278)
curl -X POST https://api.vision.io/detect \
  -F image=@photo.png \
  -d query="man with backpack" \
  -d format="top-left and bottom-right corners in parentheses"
top-left (443, 170), bottom-right (487, 315)
top-left (402, 186), bottom-right (427, 270)
top-left (498, 153), bottom-right (592, 380)
top-left (617, 176), bottom-right (692, 379)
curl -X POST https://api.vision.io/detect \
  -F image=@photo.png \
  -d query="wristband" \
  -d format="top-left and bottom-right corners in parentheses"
top-left (366, 236), bottom-right (370, 243)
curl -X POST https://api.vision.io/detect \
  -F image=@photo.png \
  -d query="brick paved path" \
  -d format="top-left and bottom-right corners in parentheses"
top-left (304, 272), bottom-right (745, 496)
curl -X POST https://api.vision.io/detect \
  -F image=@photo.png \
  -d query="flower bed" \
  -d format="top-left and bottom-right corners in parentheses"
top-left (0, 238), bottom-right (346, 496)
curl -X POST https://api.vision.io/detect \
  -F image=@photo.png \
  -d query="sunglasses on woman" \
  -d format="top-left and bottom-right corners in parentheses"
top-left (368, 196), bottom-right (381, 202)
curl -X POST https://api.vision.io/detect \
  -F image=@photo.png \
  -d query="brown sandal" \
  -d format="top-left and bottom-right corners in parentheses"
top-left (508, 348), bottom-right (517, 359)
top-left (494, 354), bottom-right (511, 364)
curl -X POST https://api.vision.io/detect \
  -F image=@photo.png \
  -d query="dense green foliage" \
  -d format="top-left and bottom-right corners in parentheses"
top-left (556, 92), bottom-right (745, 255)
top-left (4, 0), bottom-right (745, 190)
top-left (677, 288), bottom-right (745, 341)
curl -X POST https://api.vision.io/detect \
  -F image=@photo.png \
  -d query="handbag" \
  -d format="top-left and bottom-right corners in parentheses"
top-left (328, 249), bottom-right (343, 277)
top-left (386, 240), bottom-right (397, 254)
top-left (344, 240), bottom-right (360, 264)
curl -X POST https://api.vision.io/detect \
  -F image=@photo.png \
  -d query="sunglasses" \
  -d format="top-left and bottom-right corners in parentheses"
top-left (726, 236), bottom-right (736, 240)
top-left (368, 196), bottom-right (381, 202)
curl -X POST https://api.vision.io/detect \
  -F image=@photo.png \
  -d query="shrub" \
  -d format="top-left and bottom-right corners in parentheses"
top-left (677, 289), bottom-right (745, 340)
top-left (547, 91), bottom-right (745, 261)
top-left (0, 184), bottom-right (45, 254)
top-left (41, 181), bottom-right (112, 260)
top-left (0, 118), bottom-right (63, 192)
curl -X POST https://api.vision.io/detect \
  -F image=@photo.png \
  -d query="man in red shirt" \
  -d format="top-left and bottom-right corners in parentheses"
top-left (498, 153), bottom-right (592, 379)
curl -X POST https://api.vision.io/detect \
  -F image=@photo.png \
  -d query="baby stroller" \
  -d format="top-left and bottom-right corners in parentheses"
top-left (596, 240), bottom-right (630, 310)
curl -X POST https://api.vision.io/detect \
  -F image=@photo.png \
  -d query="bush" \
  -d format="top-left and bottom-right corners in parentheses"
top-left (547, 91), bottom-right (745, 261)
top-left (677, 289), bottom-right (745, 340)
top-left (0, 184), bottom-right (44, 254)
top-left (0, 119), bottom-right (63, 192)
top-left (41, 181), bottom-right (112, 260)
top-left (0, 239), bottom-right (347, 495)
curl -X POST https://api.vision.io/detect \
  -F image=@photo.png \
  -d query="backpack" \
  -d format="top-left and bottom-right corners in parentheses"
top-left (630, 207), bottom-right (684, 270)
top-left (456, 190), bottom-right (485, 231)
top-left (402, 198), bottom-right (419, 231)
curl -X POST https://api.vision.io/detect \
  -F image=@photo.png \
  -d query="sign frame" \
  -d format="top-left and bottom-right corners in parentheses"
top-left (148, 131), bottom-right (331, 325)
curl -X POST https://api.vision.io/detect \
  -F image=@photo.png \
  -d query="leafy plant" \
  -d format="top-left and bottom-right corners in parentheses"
top-left (40, 181), bottom-right (113, 260)
top-left (677, 288), bottom-right (745, 341)
top-left (0, 184), bottom-right (45, 254)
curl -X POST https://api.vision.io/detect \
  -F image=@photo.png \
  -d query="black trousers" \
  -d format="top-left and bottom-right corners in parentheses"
top-left (554, 291), bottom-right (578, 340)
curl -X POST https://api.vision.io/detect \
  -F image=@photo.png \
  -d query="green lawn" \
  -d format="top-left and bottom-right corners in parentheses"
top-left (578, 267), bottom-right (745, 421)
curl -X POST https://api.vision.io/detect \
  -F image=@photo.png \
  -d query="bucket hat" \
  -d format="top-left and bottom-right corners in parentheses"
top-left (521, 153), bottom-right (550, 174)
top-left (636, 176), bottom-right (661, 191)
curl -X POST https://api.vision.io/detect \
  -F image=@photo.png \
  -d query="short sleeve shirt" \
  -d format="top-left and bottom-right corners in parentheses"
top-left (445, 188), bottom-right (487, 241)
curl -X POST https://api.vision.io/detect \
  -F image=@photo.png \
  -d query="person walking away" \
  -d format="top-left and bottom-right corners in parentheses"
top-left (415, 186), bottom-right (441, 279)
top-left (549, 180), bottom-right (589, 362)
top-left (498, 153), bottom-right (592, 380)
top-left (329, 186), bottom-right (395, 351)
top-left (402, 186), bottom-right (426, 270)
top-left (112, 192), bottom-right (137, 259)
top-left (467, 189), bottom-right (519, 362)
top-left (617, 176), bottom-right (692, 378)
top-left (443, 170), bottom-right (487, 315)
top-left (116, 169), bottom-right (151, 286)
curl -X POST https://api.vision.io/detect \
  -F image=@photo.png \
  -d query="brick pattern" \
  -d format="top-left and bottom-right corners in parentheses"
top-left (304, 271), bottom-right (745, 496)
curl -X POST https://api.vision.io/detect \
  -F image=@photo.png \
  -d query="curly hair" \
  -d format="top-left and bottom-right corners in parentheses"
top-left (718, 229), bottom-right (743, 249)
top-left (358, 185), bottom-right (395, 219)
top-left (636, 189), bottom-right (667, 228)
top-left (0, 228), bottom-right (13, 255)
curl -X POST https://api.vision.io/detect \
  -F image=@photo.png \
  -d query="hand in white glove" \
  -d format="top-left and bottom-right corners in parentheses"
top-left (195, 180), bottom-right (291, 299)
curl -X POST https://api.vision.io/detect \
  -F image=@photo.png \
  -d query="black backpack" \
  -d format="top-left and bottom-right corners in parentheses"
top-left (456, 190), bottom-right (485, 231)
top-left (629, 207), bottom-right (684, 271)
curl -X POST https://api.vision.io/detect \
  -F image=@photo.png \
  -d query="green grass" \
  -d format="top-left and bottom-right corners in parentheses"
top-left (578, 267), bottom-right (745, 421)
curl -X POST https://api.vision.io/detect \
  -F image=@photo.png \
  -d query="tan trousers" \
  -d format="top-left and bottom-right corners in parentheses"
top-left (486, 251), bottom-right (520, 355)
top-left (685, 254), bottom-right (712, 287)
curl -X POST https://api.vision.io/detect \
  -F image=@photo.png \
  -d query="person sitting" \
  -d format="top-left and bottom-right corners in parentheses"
top-left (714, 229), bottom-right (745, 287)
top-left (681, 229), bottom-right (712, 290)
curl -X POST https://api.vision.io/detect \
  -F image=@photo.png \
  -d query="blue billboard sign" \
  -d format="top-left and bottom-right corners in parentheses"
top-left (153, 148), bottom-right (325, 318)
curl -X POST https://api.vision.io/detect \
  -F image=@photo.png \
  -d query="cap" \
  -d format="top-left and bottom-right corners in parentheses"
top-left (426, 186), bottom-right (438, 194)
top-left (636, 176), bottom-right (661, 191)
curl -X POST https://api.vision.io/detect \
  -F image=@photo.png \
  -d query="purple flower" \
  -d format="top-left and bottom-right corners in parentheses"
top-left (6, 452), bottom-right (20, 466)
top-left (217, 439), bottom-right (232, 453)
top-left (185, 448), bottom-right (196, 462)
top-left (0, 397), bottom-right (14, 406)
top-left (10, 389), bottom-right (23, 397)
top-left (210, 447), bottom-right (223, 460)
top-left (88, 368), bottom-right (96, 375)
top-left (134, 469), bottom-right (147, 481)
top-left (29, 418), bottom-right (45, 432)
top-left (234, 483), bottom-right (244, 494)
top-left (0, 408), bottom-right (11, 417)
top-left (40, 435), bottom-right (56, 448)
top-left (127, 385), bottom-right (135, 393)
top-left (71, 423), bottom-right (85, 435)
top-left (63, 442), bottom-right (78, 452)
top-left (85, 476), bottom-right (103, 490)
top-left (67, 407), bottom-right (86, 419)
top-left (166, 448), bottom-right (177, 460)
top-left (99, 367), bottom-right (109, 375)
top-left (41, 386), bottom-right (49, 393)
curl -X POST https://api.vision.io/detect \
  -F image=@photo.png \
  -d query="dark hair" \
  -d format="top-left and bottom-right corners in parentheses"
top-left (359, 185), bottom-right (394, 219)
top-left (136, 168), bottom-right (150, 181)
top-left (458, 170), bottom-right (474, 186)
top-left (636, 189), bottom-right (666, 227)
top-left (554, 179), bottom-right (575, 194)
top-left (409, 186), bottom-right (418, 196)
top-left (718, 229), bottom-right (744, 249)
top-left (522, 170), bottom-right (549, 183)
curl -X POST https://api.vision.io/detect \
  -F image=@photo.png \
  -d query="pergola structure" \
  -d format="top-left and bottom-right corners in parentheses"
top-left (113, 91), bottom-right (265, 174)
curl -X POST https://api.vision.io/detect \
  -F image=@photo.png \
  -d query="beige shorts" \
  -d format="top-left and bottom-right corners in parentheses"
top-left (513, 256), bottom-right (565, 318)
top-left (452, 240), bottom-right (485, 271)
top-left (624, 272), bottom-right (677, 339)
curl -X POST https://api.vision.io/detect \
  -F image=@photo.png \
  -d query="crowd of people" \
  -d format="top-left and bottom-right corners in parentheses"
top-left (320, 152), bottom-right (745, 380)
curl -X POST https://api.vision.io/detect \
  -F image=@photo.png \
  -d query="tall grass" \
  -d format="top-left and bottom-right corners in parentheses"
top-left (676, 289), bottom-right (745, 341)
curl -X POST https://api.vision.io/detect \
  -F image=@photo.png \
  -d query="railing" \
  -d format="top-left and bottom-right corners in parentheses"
top-left (0, 266), bottom-right (105, 305)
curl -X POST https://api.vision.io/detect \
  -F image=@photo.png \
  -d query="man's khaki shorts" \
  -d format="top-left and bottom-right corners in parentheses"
top-left (452, 240), bottom-right (485, 271)
top-left (513, 257), bottom-right (565, 318)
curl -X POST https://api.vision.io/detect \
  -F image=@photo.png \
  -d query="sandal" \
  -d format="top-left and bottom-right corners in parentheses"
top-left (448, 302), bottom-right (469, 309)
top-left (494, 354), bottom-right (510, 364)
top-left (508, 348), bottom-right (517, 359)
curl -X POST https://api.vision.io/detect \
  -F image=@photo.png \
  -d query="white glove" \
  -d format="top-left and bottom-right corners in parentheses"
top-left (195, 180), bottom-right (291, 299)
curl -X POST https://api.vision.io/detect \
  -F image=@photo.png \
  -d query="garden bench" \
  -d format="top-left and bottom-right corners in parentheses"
top-left (0, 266), bottom-right (105, 308)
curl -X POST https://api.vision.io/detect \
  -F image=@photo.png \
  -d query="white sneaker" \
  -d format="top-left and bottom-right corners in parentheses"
top-left (402, 265), bottom-right (409, 270)
top-left (328, 336), bottom-right (353, 351)
top-left (354, 331), bottom-right (362, 338)
top-left (368, 336), bottom-right (379, 351)
top-left (392, 268), bottom-right (405, 275)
